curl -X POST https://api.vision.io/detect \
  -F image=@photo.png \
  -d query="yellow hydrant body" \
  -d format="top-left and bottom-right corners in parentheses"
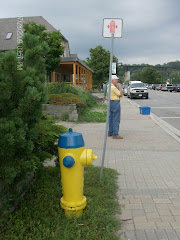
top-left (58, 128), bottom-right (97, 218)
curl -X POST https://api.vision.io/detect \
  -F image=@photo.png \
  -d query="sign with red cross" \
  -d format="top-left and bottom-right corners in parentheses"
top-left (103, 18), bottom-right (123, 38)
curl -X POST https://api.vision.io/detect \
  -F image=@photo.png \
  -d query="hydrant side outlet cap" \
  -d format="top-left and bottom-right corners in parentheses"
top-left (58, 130), bottom-right (84, 149)
top-left (63, 156), bottom-right (75, 168)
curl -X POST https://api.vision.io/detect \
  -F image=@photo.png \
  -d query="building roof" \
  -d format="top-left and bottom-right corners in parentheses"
top-left (61, 55), bottom-right (93, 73)
top-left (0, 16), bottom-right (68, 51)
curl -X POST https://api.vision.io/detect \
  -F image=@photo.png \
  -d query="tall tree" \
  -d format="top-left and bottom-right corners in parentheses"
top-left (23, 22), bottom-right (64, 73)
top-left (85, 46), bottom-right (119, 85)
top-left (0, 32), bottom-right (48, 188)
top-left (140, 68), bottom-right (161, 84)
top-left (169, 70), bottom-right (180, 84)
top-left (130, 70), bottom-right (143, 81)
top-left (86, 46), bottom-right (110, 85)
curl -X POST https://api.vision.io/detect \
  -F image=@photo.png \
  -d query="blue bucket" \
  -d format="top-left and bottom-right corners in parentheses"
top-left (139, 106), bottom-right (151, 115)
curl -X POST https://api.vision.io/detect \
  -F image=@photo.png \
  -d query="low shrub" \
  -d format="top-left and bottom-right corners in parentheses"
top-left (78, 92), bottom-right (97, 108)
top-left (47, 83), bottom-right (97, 108)
top-left (48, 93), bottom-right (85, 107)
top-left (61, 113), bottom-right (69, 121)
top-left (47, 83), bottom-right (79, 95)
top-left (92, 84), bottom-right (98, 89)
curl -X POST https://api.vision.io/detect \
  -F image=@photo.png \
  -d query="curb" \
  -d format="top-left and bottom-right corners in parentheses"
top-left (128, 99), bottom-right (180, 143)
top-left (150, 113), bottom-right (180, 143)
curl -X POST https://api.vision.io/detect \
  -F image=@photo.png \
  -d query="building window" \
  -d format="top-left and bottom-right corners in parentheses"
top-left (55, 72), bottom-right (61, 82)
top-left (6, 32), bottom-right (13, 40)
top-left (46, 72), bottom-right (53, 83)
top-left (64, 75), bottom-right (72, 83)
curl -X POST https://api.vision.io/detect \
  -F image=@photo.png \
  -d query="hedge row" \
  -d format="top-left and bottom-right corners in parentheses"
top-left (47, 83), bottom-right (97, 108)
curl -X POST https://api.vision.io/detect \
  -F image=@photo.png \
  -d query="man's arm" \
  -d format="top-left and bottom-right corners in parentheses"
top-left (116, 83), bottom-right (123, 97)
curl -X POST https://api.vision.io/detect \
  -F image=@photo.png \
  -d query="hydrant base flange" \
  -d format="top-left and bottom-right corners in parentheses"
top-left (60, 196), bottom-right (86, 218)
top-left (60, 196), bottom-right (86, 209)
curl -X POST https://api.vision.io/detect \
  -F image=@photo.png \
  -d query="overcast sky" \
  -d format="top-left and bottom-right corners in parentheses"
top-left (1, 0), bottom-right (180, 65)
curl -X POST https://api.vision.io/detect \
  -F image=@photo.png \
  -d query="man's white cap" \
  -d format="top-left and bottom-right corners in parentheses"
top-left (111, 75), bottom-right (119, 80)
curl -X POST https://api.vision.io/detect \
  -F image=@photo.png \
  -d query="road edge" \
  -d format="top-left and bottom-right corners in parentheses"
top-left (128, 99), bottom-right (180, 143)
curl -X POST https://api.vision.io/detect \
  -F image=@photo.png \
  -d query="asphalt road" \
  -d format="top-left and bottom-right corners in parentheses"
top-left (129, 90), bottom-right (180, 131)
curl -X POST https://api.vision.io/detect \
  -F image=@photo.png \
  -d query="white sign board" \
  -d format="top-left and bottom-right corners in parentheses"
top-left (103, 18), bottom-right (123, 38)
top-left (112, 62), bottom-right (116, 74)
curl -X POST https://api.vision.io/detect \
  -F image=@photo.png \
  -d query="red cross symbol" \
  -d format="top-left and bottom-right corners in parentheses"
top-left (107, 20), bottom-right (118, 33)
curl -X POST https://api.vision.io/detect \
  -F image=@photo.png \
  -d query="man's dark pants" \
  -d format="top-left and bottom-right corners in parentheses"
top-left (108, 100), bottom-right (121, 136)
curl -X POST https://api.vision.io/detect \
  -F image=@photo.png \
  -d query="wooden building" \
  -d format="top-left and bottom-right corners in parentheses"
top-left (51, 55), bottom-right (93, 91)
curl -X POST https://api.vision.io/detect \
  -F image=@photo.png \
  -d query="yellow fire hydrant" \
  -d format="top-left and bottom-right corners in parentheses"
top-left (58, 128), bottom-right (97, 218)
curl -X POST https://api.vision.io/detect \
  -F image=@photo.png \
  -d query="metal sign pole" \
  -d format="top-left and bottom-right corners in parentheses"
top-left (100, 33), bottom-right (114, 179)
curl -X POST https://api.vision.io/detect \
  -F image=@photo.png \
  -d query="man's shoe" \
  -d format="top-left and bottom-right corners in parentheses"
top-left (113, 135), bottom-right (123, 139)
top-left (108, 135), bottom-right (112, 137)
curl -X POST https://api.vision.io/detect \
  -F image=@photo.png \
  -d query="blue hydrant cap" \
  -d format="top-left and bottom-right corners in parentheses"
top-left (63, 156), bottom-right (75, 168)
top-left (58, 128), bottom-right (84, 149)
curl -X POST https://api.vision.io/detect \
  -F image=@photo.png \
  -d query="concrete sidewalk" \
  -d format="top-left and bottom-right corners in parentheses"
top-left (58, 96), bottom-right (180, 240)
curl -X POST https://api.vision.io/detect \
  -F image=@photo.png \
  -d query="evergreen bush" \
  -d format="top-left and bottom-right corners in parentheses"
top-left (0, 33), bottom-right (67, 211)
top-left (33, 115), bottom-right (67, 162)
top-left (0, 33), bottom-right (47, 186)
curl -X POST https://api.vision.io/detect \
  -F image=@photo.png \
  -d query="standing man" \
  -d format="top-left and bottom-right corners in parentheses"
top-left (107, 75), bottom-right (123, 139)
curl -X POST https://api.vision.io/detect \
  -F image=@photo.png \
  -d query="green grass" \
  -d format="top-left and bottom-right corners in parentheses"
top-left (1, 166), bottom-right (121, 240)
top-left (78, 104), bottom-right (107, 122)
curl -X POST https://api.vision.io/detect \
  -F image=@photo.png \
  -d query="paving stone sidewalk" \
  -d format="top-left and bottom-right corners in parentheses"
top-left (58, 95), bottom-right (180, 240)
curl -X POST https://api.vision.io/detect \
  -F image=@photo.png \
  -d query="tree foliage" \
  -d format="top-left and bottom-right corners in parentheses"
top-left (0, 32), bottom-right (47, 188)
top-left (130, 67), bottom-right (161, 83)
top-left (0, 30), bottom-right (67, 207)
top-left (0, 34), bottom-right (47, 177)
top-left (23, 22), bottom-right (64, 73)
top-left (85, 46), bottom-right (110, 85)
top-left (141, 68), bottom-right (162, 84)
top-left (164, 60), bottom-right (180, 68)
top-left (125, 61), bottom-right (180, 84)
top-left (85, 46), bottom-right (120, 85)
top-left (169, 70), bottom-right (180, 84)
